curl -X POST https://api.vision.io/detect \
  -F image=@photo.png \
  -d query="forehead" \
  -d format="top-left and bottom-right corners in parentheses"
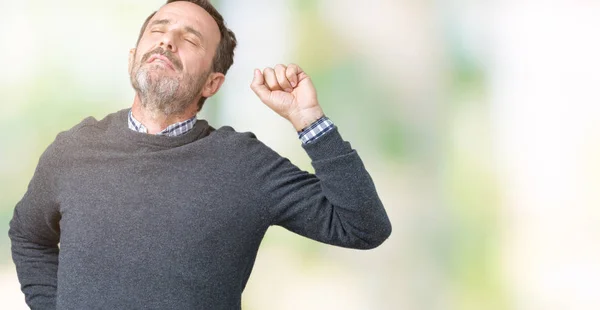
top-left (151, 1), bottom-right (220, 43)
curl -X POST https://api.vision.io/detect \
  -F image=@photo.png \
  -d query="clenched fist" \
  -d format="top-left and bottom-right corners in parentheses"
top-left (250, 64), bottom-right (324, 131)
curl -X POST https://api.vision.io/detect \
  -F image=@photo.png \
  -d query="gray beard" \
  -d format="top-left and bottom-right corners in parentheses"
top-left (131, 65), bottom-right (203, 116)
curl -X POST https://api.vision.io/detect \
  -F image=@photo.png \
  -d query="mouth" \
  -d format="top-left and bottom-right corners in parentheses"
top-left (146, 54), bottom-right (176, 71)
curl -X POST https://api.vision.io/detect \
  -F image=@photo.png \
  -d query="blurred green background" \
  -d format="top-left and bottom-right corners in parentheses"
top-left (2, 1), bottom-right (600, 309)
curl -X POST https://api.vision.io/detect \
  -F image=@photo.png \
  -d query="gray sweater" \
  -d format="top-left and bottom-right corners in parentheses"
top-left (9, 108), bottom-right (392, 310)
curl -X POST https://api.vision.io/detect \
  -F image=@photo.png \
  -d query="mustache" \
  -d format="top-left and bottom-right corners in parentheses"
top-left (141, 47), bottom-right (183, 71)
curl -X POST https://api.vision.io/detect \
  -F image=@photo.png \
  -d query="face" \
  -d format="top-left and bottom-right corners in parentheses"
top-left (129, 1), bottom-right (223, 115)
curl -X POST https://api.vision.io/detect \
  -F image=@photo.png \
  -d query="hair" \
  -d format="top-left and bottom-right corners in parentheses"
top-left (135, 0), bottom-right (237, 111)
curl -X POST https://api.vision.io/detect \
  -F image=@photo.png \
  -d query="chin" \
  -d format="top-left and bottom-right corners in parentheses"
top-left (147, 66), bottom-right (174, 76)
top-left (145, 70), bottom-right (177, 85)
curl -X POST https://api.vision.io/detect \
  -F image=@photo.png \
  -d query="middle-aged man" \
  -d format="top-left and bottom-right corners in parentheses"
top-left (9, 0), bottom-right (392, 309)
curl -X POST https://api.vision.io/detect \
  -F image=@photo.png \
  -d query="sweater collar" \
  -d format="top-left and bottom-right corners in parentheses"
top-left (114, 109), bottom-right (213, 149)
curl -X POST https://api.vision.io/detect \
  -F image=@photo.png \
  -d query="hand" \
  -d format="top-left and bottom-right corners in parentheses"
top-left (250, 64), bottom-right (324, 131)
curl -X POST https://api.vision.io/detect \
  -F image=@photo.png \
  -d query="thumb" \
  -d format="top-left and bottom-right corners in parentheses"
top-left (250, 69), bottom-right (271, 101)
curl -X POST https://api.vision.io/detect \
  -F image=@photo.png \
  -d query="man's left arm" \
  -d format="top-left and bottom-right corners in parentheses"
top-left (250, 64), bottom-right (392, 249)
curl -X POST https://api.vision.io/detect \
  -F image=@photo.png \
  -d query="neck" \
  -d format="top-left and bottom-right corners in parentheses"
top-left (131, 94), bottom-right (198, 134)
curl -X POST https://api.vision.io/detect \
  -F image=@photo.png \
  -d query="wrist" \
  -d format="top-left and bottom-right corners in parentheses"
top-left (289, 108), bottom-right (324, 132)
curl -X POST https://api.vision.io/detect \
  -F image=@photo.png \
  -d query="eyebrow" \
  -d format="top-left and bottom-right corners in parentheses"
top-left (149, 19), bottom-right (204, 43)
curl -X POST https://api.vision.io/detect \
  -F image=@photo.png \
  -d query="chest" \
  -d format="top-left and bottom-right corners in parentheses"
top-left (56, 151), bottom-right (267, 256)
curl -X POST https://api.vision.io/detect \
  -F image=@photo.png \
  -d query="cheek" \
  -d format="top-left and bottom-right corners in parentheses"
top-left (135, 39), bottom-right (155, 60)
top-left (132, 50), bottom-right (145, 68)
top-left (182, 55), bottom-right (209, 75)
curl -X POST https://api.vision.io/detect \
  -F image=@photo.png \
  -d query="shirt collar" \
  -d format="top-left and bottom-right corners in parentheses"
top-left (128, 109), bottom-right (197, 137)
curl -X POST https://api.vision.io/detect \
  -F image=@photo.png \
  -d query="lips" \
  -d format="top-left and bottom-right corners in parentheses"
top-left (146, 54), bottom-right (175, 71)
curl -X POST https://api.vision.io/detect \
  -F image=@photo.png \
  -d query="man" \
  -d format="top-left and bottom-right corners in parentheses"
top-left (8, 0), bottom-right (392, 309)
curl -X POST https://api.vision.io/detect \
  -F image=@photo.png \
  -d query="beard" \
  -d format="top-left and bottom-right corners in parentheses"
top-left (130, 47), bottom-right (209, 116)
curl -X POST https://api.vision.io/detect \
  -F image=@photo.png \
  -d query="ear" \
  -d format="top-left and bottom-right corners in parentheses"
top-left (128, 48), bottom-right (136, 72)
top-left (201, 72), bottom-right (226, 98)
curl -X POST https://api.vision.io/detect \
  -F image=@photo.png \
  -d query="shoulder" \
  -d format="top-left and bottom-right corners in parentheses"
top-left (66, 109), bottom-right (126, 139)
top-left (211, 126), bottom-right (257, 142)
top-left (208, 125), bottom-right (281, 160)
top-left (210, 125), bottom-right (270, 150)
top-left (48, 109), bottom-right (129, 151)
top-left (42, 109), bottom-right (126, 161)
top-left (45, 116), bottom-right (96, 153)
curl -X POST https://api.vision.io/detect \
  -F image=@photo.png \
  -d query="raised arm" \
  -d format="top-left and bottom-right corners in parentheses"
top-left (250, 64), bottom-right (392, 249)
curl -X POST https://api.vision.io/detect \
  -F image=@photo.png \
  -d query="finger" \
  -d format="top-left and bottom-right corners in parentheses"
top-left (274, 64), bottom-right (293, 92)
top-left (286, 64), bottom-right (300, 88)
top-left (250, 69), bottom-right (271, 101)
top-left (263, 67), bottom-right (281, 91)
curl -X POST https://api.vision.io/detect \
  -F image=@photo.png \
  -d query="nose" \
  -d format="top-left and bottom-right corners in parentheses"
top-left (159, 34), bottom-right (177, 52)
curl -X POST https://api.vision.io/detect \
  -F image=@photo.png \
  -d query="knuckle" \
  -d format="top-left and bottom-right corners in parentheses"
top-left (275, 65), bottom-right (286, 75)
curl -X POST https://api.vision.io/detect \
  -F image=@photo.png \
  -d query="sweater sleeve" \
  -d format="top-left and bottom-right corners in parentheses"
top-left (8, 137), bottom-right (64, 310)
top-left (260, 126), bottom-right (392, 249)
